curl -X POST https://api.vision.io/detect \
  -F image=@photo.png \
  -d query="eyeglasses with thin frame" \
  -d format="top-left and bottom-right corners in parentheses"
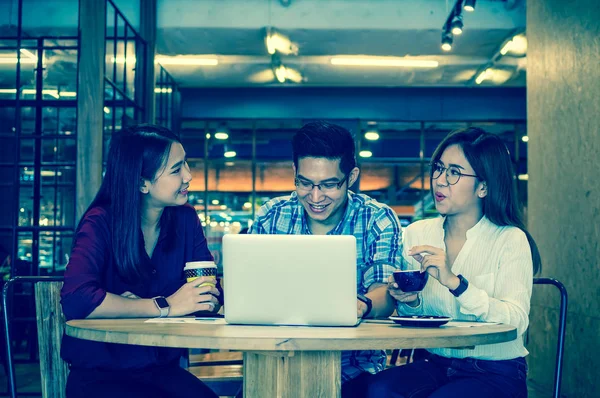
top-left (431, 162), bottom-right (478, 185)
top-left (295, 174), bottom-right (349, 193)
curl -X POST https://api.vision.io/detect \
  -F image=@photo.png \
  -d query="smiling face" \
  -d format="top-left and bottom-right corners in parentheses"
top-left (432, 144), bottom-right (486, 217)
top-left (141, 142), bottom-right (192, 209)
top-left (294, 157), bottom-right (359, 233)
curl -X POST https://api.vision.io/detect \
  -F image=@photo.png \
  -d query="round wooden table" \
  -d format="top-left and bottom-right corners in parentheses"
top-left (66, 319), bottom-right (516, 398)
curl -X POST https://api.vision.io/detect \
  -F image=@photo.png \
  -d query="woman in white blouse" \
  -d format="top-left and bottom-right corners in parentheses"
top-left (366, 127), bottom-right (541, 398)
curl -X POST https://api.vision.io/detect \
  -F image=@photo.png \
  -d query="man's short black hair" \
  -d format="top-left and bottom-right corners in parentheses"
top-left (292, 121), bottom-right (357, 175)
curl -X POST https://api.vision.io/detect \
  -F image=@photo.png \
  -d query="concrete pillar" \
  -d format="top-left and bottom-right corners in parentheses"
top-left (76, 0), bottom-right (106, 220)
top-left (140, 0), bottom-right (157, 123)
top-left (527, 1), bottom-right (600, 397)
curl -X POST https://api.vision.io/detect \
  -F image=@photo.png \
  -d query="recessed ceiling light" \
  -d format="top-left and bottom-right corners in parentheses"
top-left (331, 57), bottom-right (438, 68)
top-left (155, 57), bottom-right (218, 66)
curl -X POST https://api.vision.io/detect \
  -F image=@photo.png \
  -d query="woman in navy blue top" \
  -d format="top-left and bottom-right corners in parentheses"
top-left (61, 125), bottom-right (220, 398)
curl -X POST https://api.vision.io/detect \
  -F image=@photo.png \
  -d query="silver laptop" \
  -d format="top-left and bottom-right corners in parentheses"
top-left (222, 234), bottom-right (358, 327)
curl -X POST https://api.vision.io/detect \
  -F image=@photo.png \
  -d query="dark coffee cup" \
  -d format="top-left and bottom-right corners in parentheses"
top-left (393, 270), bottom-right (428, 292)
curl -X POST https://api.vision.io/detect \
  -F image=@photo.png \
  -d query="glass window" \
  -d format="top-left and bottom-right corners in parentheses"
top-left (40, 167), bottom-right (76, 227)
top-left (0, 166), bottom-right (16, 227)
top-left (41, 137), bottom-right (76, 164)
top-left (18, 137), bottom-right (35, 164)
top-left (17, 180), bottom-right (34, 227)
top-left (21, 0), bottom-right (78, 37)
top-left (20, 107), bottom-right (36, 135)
top-left (0, 1), bottom-right (19, 35)
top-left (39, 230), bottom-right (73, 274)
top-left (0, 49), bottom-right (18, 100)
top-left (17, 231), bottom-right (34, 270)
top-left (44, 48), bottom-right (79, 100)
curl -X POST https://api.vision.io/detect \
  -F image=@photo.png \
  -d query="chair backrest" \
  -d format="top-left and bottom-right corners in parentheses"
top-left (532, 277), bottom-right (567, 398)
top-left (34, 281), bottom-right (69, 398)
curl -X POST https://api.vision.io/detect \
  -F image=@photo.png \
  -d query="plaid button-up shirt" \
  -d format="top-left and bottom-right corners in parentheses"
top-left (250, 191), bottom-right (404, 382)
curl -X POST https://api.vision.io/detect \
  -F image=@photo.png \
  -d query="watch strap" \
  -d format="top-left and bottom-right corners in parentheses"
top-left (449, 274), bottom-right (469, 297)
top-left (152, 296), bottom-right (170, 318)
top-left (357, 294), bottom-right (372, 318)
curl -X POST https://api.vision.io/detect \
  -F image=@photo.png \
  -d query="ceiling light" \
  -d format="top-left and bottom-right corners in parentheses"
top-left (441, 34), bottom-right (453, 52)
top-left (364, 130), bottom-right (380, 141)
top-left (275, 65), bottom-right (287, 83)
top-left (224, 151), bottom-right (237, 158)
top-left (214, 124), bottom-right (229, 139)
top-left (517, 174), bottom-right (529, 181)
top-left (330, 57), bottom-right (438, 68)
top-left (451, 18), bottom-right (464, 35)
top-left (103, 106), bottom-right (111, 114)
top-left (475, 69), bottom-right (493, 84)
top-left (265, 28), bottom-right (298, 55)
top-left (510, 35), bottom-right (528, 54)
top-left (0, 88), bottom-right (60, 98)
top-left (59, 91), bottom-right (77, 97)
top-left (521, 136), bottom-right (529, 142)
top-left (243, 202), bottom-right (252, 209)
top-left (273, 63), bottom-right (303, 84)
top-left (365, 122), bottom-right (379, 141)
top-left (359, 150), bottom-right (373, 158)
top-left (111, 56), bottom-right (136, 64)
top-left (19, 48), bottom-right (37, 60)
top-left (211, 200), bottom-right (220, 205)
top-left (500, 40), bottom-right (514, 55)
top-left (155, 87), bottom-right (173, 94)
top-left (0, 58), bottom-right (36, 64)
top-left (283, 67), bottom-right (304, 83)
top-left (464, 0), bottom-right (476, 12)
top-left (155, 57), bottom-right (218, 66)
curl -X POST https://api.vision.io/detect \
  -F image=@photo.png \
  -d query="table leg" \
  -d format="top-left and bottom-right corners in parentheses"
top-left (243, 350), bottom-right (341, 398)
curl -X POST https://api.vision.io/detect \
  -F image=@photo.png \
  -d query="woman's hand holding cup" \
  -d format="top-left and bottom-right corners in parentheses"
top-left (167, 276), bottom-right (220, 317)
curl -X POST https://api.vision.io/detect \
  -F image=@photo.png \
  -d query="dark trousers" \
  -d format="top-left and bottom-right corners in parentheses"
top-left (366, 354), bottom-right (528, 398)
top-left (342, 371), bottom-right (374, 398)
top-left (66, 363), bottom-right (218, 398)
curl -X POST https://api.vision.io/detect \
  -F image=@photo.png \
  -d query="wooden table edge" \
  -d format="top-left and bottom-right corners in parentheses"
top-left (65, 320), bottom-right (517, 351)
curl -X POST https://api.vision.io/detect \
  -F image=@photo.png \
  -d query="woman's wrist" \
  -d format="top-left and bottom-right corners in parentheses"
top-left (405, 295), bottom-right (421, 308)
top-left (444, 274), bottom-right (461, 290)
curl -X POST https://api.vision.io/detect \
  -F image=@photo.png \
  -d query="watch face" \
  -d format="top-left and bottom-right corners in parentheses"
top-left (155, 297), bottom-right (169, 309)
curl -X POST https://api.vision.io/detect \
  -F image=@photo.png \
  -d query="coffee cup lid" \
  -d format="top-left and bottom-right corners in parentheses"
top-left (184, 261), bottom-right (216, 269)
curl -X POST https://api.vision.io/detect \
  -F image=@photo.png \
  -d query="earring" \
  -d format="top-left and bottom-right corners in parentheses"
top-left (478, 192), bottom-right (485, 198)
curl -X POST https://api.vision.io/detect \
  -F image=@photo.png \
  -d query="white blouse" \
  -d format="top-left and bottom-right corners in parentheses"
top-left (397, 216), bottom-right (533, 360)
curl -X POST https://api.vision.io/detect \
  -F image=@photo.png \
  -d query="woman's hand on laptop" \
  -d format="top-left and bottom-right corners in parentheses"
top-left (387, 275), bottom-right (419, 307)
top-left (166, 277), bottom-right (220, 317)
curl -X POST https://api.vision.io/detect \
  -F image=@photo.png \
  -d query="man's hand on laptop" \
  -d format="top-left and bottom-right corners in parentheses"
top-left (357, 300), bottom-right (369, 318)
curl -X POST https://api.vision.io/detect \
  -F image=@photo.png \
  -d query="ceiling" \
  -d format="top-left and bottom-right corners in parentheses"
top-left (0, 0), bottom-right (527, 92)
top-left (155, 0), bottom-right (527, 87)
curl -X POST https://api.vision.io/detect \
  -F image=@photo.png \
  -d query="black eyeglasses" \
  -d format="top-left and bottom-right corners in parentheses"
top-left (294, 174), bottom-right (348, 193)
top-left (431, 162), bottom-right (478, 185)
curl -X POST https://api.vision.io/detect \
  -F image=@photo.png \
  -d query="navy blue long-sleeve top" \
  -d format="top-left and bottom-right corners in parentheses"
top-left (60, 204), bottom-right (213, 370)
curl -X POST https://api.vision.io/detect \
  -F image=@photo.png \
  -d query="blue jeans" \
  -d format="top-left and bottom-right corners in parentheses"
top-left (366, 354), bottom-right (528, 398)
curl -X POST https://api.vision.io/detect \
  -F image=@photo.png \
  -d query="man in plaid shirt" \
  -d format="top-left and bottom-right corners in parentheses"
top-left (250, 121), bottom-right (404, 397)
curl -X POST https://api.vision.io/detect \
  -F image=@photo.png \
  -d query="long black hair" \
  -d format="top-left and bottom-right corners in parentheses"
top-left (76, 124), bottom-right (182, 282)
top-left (431, 127), bottom-right (542, 274)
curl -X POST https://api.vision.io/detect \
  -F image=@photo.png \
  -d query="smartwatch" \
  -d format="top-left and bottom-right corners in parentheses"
top-left (449, 275), bottom-right (469, 297)
top-left (357, 294), bottom-right (373, 318)
top-left (153, 296), bottom-right (170, 318)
